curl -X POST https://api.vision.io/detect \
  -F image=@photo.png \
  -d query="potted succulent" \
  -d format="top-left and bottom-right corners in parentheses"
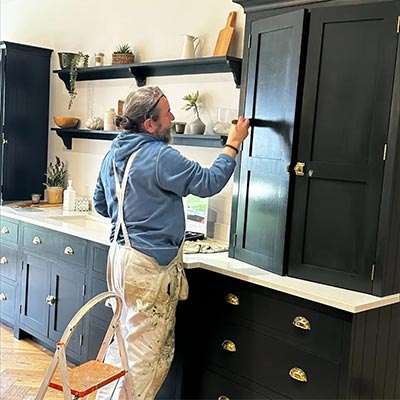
top-left (68, 51), bottom-right (89, 109)
top-left (44, 156), bottom-right (67, 204)
top-left (112, 43), bottom-right (135, 65)
top-left (183, 90), bottom-right (206, 134)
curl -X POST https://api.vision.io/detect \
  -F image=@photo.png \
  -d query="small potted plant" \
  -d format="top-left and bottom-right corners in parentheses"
top-left (68, 51), bottom-right (89, 109)
top-left (44, 156), bottom-right (67, 204)
top-left (183, 90), bottom-right (206, 134)
top-left (112, 43), bottom-right (135, 65)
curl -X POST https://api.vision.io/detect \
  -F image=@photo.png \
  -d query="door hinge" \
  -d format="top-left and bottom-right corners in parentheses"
top-left (80, 334), bottom-right (83, 346)
top-left (397, 16), bottom-right (400, 33)
top-left (19, 304), bottom-right (22, 314)
top-left (233, 233), bottom-right (237, 248)
top-left (371, 264), bottom-right (376, 281)
top-left (248, 34), bottom-right (252, 48)
top-left (383, 143), bottom-right (387, 161)
top-left (82, 284), bottom-right (86, 297)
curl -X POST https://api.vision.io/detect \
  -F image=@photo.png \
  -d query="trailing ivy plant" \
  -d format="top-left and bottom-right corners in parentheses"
top-left (68, 51), bottom-right (89, 109)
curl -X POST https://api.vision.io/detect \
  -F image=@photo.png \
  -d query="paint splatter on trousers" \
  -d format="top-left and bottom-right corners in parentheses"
top-left (95, 242), bottom-right (188, 400)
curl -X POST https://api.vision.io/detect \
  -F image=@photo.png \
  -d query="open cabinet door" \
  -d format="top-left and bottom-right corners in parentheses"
top-left (231, 10), bottom-right (305, 274)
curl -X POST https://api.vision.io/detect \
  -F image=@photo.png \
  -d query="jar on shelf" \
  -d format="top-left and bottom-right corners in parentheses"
top-left (94, 52), bottom-right (104, 66)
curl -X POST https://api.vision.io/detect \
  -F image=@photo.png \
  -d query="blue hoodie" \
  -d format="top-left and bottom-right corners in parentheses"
top-left (93, 131), bottom-right (236, 266)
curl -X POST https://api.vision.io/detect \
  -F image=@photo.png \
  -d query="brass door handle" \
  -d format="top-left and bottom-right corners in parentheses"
top-left (294, 162), bottom-right (305, 176)
top-left (2, 139), bottom-right (8, 145)
top-left (222, 340), bottom-right (236, 352)
top-left (225, 293), bottom-right (239, 306)
top-left (292, 316), bottom-right (311, 331)
top-left (45, 295), bottom-right (56, 305)
top-left (0, 293), bottom-right (7, 301)
top-left (218, 396), bottom-right (231, 400)
top-left (0, 257), bottom-right (8, 264)
top-left (289, 367), bottom-right (307, 382)
top-left (32, 236), bottom-right (42, 245)
top-left (64, 246), bottom-right (74, 255)
top-left (1, 226), bottom-right (9, 234)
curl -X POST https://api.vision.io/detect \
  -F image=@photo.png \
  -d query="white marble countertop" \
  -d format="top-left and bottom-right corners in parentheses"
top-left (2, 203), bottom-right (399, 313)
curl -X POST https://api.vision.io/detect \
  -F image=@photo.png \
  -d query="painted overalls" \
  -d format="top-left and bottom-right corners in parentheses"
top-left (95, 151), bottom-right (188, 400)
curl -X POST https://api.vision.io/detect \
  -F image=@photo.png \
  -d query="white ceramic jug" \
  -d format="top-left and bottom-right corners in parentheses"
top-left (181, 34), bottom-right (200, 59)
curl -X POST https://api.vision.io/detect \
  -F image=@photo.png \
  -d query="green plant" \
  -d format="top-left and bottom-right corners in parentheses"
top-left (183, 90), bottom-right (201, 119)
top-left (68, 51), bottom-right (89, 110)
top-left (114, 43), bottom-right (133, 54)
top-left (44, 156), bottom-right (67, 188)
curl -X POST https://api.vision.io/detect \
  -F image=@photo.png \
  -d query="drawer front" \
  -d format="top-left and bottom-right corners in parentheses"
top-left (23, 225), bottom-right (87, 267)
top-left (92, 244), bottom-right (108, 275)
top-left (0, 280), bottom-right (16, 321)
top-left (54, 234), bottom-right (87, 267)
top-left (0, 218), bottom-right (19, 245)
top-left (207, 322), bottom-right (339, 399)
top-left (0, 245), bottom-right (18, 281)
top-left (195, 369), bottom-right (270, 399)
top-left (217, 277), bottom-right (344, 360)
top-left (23, 225), bottom-right (53, 254)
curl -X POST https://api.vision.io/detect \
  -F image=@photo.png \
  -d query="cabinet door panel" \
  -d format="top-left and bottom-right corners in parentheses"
top-left (232, 10), bottom-right (305, 274)
top-left (0, 279), bottom-right (16, 324)
top-left (48, 262), bottom-right (85, 356)
top-left (20, 253), bottom-right (50, 336)
top-left (288, 2), bottom-right (398, 293)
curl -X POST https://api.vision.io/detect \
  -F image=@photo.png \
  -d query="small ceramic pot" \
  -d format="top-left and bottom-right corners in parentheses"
top-left (175, 122), bottom-right (187, 134)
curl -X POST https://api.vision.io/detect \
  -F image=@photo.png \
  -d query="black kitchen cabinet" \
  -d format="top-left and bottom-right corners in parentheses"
top-left (231, 0), bottom-right (400, 295)
top-left (18, 224), bottom-right (86, 363)
top-left (181, 268), bottom-right (400, 400)
top-left (0, 42), bottom-right (52, 202)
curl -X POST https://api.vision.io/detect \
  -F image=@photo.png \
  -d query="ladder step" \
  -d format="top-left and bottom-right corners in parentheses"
top-left (49, 359), bottom-right (126, 398)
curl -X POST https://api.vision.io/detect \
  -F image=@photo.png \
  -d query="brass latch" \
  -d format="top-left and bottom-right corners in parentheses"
top-left (294, 162), bottom-right (305, 176)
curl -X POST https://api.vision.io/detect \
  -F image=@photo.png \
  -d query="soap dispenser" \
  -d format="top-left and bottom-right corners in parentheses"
top-left (63, 180), bottom-right (76, 211)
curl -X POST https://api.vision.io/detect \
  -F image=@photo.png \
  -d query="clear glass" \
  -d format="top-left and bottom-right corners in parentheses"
top-left (213, 108), bottom-right (236, 135)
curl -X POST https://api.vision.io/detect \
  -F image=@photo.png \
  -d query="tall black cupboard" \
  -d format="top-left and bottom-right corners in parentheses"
top-left (0, 42), bottom-right (52, 202)
top-left (230, 0), bottom-right (400, 296)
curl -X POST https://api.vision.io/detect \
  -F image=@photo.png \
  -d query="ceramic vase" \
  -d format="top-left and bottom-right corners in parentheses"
top-left (47, 186), bottom-right (64, 204)
top-left (189, 117), bottom-right (206, 135)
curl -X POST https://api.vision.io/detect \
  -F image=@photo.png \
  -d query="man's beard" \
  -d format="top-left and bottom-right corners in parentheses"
top-left (155, 126), bottom-right (172, 144)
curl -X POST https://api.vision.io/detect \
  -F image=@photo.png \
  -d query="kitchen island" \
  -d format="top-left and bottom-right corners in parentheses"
top-left (1, 204), bottom-right (399, 399)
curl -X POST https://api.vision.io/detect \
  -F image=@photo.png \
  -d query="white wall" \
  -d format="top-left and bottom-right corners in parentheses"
top-left (1, 0), bottom-right (245, 241)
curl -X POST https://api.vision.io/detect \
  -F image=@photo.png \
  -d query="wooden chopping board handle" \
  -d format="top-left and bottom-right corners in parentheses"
top-left (226, 11), bottom-right (237, 28)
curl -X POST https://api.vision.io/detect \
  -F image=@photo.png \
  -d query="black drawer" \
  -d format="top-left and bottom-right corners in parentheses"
top-left (207, 322), bottom-right (339, 400)
top-left (23, 225), bottom-right (87, 267)
top-left (0, 245), bottom-right (18, 281)
top-left (0, 218), bottom-right (19, 245)
top-left (215, 275), bottom-right (345, 360)
top-left (195, 368), bottom-right (270, 399)
top-left (0, 279), bottom-right (16, 322)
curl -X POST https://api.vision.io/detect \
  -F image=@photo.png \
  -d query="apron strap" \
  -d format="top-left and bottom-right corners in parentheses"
top-left (112, 150), bottom-right (140, 246)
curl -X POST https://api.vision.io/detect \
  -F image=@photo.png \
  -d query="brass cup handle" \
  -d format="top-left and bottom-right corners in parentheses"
top-left (0, 293), bottom-right (7, 301)
top-left (0, 257), bottom-right (8, 264)
top-left (32, 236), bottom-right (42, 245)
top-left (289, 367), bottom-right (308, 382)
top-left (292, 316), bottom-right (311, 331)
top-left (45, 295), bottom-right (56, 305)
top-left (294, 162), bottom-right (305, 176)
top-left (222, 340), bottom-right (236, 352)
top-left (218, 396), bottom-right (231, 400)
top-left (64, 246), bottom-right (74, 255)
top-left (1, 226), bottom-right (9, 234)
top-left (225, 293), bottom-right (239, 306)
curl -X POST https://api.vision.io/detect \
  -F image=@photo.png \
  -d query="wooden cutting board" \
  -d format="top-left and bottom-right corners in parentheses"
top-left (16, 202), bottom-right (62, 208)
top-left (213, 11), bottom-right (237, 57)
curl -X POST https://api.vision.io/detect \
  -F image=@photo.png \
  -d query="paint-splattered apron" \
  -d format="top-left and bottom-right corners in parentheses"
top-left (95, 151), bottom-right (188, 400)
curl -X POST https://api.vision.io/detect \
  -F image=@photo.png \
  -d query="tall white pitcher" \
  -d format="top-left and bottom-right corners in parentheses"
top-left (180, 34), bottom-right (200, 59)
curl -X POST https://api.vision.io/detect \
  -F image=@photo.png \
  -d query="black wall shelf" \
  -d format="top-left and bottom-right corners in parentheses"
top-left (53, 56), bottom-right (242, 89)
top-left (51, 128), bottom-right (225, 150)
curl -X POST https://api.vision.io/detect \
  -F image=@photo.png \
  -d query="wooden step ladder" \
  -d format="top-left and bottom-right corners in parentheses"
top-left (35, 291), bottom-right (134, 399)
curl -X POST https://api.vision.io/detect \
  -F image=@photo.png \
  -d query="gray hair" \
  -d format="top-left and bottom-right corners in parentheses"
top-left (120, 86), bottom-right (165, 132)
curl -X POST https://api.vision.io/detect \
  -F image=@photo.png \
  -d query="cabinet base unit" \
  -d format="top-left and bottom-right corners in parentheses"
top-left (180, 269), bottom-right (400, 399)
